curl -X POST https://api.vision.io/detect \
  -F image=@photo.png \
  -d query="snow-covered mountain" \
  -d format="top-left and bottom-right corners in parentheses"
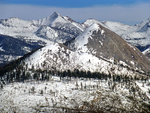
top-left (24, 23), bottom-right (150, 77)
top-left (71, 23), bottom-right (150, 72)
top-left (0, 12), bottom-right (84, 65)
top-left (0, 12), bottom-right (84, 43)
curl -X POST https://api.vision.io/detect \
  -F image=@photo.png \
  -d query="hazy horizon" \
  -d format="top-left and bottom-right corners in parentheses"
top-left (0, 0), bottom-right (150, 25)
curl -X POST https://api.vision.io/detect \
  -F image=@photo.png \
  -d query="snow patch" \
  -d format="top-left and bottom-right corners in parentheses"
top-left (74, 23), bottom-right (100, 52)
top-left (0, 47), bottom-right (5, 52)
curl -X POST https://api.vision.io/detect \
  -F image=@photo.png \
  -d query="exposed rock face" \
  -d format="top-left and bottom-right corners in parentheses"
top-left (103, 18), bottom-right (150, 60)
top-left (87, 24), bottom-right (150, 73)
top-left (68, 23), bottom-right (150, 74)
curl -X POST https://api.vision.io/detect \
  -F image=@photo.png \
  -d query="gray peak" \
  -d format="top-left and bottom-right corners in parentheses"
top-left (50, 12), bottom-right (61, 19)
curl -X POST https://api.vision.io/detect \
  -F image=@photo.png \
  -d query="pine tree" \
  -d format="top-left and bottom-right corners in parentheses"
top-left (75, 81), bottom-right (79, 89)
top-left (31, 86), bottom-right (35, 94)
top-left (81, 82), bottom-right (83, 90)
top-left (40, 90), bottom-right (43, 95)
top-left (0, 84), bottom-right (3, 89)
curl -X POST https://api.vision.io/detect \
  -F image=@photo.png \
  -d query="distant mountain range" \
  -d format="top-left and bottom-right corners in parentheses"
top-left (0, 12), bottom-right (85, 66)
top-left (0, 12), bottom-right (150, 76)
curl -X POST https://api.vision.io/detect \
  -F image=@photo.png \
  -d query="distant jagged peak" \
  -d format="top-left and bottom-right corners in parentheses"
top-left (33, 11), bottom-right (67, 26)
top-left (50, 11), bottom-right (61, 19)
top-left (49, 12), bottom-right (84, 30)
top-left (49, 11), bottom-right (66, 24)
top-left (33, 12), bottom-right (84, 31)
top-left (139, 17), bottom-right (150, 25)
top-left (50, 11), bottom-right (81, 24)
top-left (137, 17), bottom-right (150, 32)
top-left (50, 12), bottom-right (79, 24)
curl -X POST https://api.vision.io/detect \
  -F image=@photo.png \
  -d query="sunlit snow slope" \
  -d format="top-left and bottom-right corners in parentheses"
top-left (25, 23), bottom-right (150, 76)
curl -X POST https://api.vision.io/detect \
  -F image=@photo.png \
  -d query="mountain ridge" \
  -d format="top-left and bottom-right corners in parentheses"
top-left (0, 12), bottom-right (150, 67)
top-left (0, 12), bottom-right (85, 65)
top-left (22, 22), bottom-right (150, 77)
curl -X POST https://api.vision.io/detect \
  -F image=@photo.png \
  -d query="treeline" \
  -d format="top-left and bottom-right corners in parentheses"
top-left (0, 62), bottom-right (148, 86)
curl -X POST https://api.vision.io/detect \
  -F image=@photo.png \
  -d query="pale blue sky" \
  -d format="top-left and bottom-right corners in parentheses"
top-left (0, 0), bottom-right (150, 25)
top-left (1, 0), bottom-right (150, 7)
